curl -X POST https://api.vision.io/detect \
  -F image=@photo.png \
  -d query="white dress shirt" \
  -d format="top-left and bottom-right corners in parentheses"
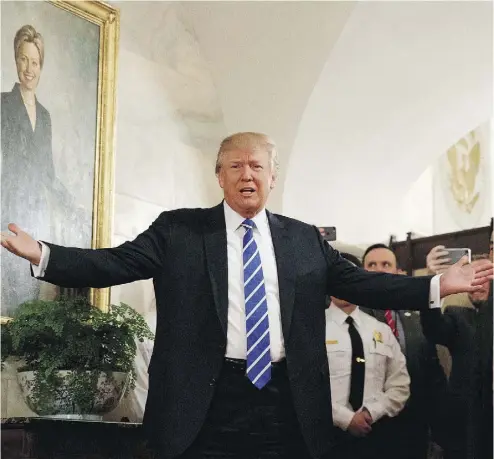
top-left (223, 201), bottom-right (284, 361)
top-left (325, 304), bottom-right (410, 431)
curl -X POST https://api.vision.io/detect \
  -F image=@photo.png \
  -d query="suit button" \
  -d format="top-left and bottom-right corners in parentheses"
top-left (209, 378), bottom-right (216, 387)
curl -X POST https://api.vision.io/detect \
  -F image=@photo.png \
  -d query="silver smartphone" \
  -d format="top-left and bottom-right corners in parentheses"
top-left (441, 248), bottom-right (471, 265)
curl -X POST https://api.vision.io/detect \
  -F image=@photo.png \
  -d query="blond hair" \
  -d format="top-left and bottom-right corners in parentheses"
top-left (215, 132), bottom-right (280, 177)
top-left (14, 25), bottom-right (44, 69)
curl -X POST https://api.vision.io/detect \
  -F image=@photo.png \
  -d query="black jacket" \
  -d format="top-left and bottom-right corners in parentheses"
top-left (40, 203), bottom-right (433, 458)
top-left (420, 295), bottom-right (493, 459)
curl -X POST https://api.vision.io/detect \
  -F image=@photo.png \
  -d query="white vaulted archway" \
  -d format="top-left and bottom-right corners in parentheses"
top-left (283, 1), bottom-right (492, 244)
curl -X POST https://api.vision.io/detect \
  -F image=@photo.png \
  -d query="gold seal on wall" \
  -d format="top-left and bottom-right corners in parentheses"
top-left (446, 130), bottom-right (481, 214)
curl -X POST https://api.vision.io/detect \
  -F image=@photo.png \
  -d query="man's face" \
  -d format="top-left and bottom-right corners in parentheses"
top-left (217, 148), bottom-right (275, 219)
top-left (468, 281), bottom-right (490, 307)
top-left (363, 248), bottom-right (398, 274)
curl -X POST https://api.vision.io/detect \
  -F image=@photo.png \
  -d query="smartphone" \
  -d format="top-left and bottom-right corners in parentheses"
top-left (318, 226), bottom-right (337, 241)
top-left (441, 248), bottom-right (471, 265)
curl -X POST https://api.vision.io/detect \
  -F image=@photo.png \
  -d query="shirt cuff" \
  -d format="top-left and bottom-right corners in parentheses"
top-left (31, 241), bottom-right (50, 278)
top-left (428, 274), bottom-right (444, 309)
top-left (333, 405), bottom-right (355, 431)
top-left (363, 403), bottom-right (385, 424)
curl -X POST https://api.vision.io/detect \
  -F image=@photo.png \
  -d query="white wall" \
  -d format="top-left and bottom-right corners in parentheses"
top-left (283, 1), bottom-right (492, 245)
top-left (432, 121), bottom-right (492, 234)
top-left (106, 1), bottom-right (229, 421)
top-left (109, 1), bottom-right (225, 313)
top-left (180, 1), bottom-right (356, 212)
top-left (393, 119), bottom-right (493, 242)
top-left (401, 167), bottom-right (434, 239)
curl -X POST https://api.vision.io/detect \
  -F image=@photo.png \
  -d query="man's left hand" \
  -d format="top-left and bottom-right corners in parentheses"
top-left (439, 257), bottom-right (493, 298)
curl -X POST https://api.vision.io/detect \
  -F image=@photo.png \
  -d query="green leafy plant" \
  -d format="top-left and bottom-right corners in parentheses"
top-left (1, 297), bottom-right (154, 415)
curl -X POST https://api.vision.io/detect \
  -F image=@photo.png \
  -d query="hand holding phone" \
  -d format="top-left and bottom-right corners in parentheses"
top-left (427, 246), bottom-right (450, 274)
top-left (442, 248), bottom-right (472, 265)
top-left (426, 246), bottom-right (471, 274)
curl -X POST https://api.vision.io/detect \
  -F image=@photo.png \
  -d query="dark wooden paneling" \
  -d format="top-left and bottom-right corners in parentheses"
top-left (1, 418), bottom-right (154, 459)
top-left (390, 220), bottom-right (492, 275)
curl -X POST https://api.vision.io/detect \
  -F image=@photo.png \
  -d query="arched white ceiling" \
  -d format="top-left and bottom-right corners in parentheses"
top-left (283, 1), bottom-right (492, 244)
top-left (113, 2), bottom-right (491, 245)
top-left (179, 1), bottom-right (356, 210)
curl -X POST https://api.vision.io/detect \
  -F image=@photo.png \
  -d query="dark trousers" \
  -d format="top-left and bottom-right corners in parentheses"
top-left (178, 359), bottom-right (311, 459)
top-left (332, 416), bottom-right (399, 459)
top-left (394, 407), bottom-right (429, 459)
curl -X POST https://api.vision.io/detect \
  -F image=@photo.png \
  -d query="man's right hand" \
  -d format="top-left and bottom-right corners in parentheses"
top-left (0, 223), bottom-right (42, 266)
top-left (347, 411), bottom-right (372, 437)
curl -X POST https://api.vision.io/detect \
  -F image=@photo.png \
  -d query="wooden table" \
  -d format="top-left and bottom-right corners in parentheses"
top-left (1, 417), bottom-right (154, 459)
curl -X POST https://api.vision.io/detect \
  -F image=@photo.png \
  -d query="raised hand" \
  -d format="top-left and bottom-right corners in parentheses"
top-left (439, 257), bottom-right (494, 298)
top-left (0, 223), bottom-right (42, 266)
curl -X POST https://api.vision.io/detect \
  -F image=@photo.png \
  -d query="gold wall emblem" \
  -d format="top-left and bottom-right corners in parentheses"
top-left (446, 131), bottom-right (481, 214)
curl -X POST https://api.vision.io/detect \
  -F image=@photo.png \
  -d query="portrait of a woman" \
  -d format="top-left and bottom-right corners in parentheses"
top-left (1, 25), bottom-right (68, 314)
top-left (1, 1), bottom-right (116, 316)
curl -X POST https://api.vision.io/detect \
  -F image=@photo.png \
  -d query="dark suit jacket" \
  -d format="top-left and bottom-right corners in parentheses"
top-left (362, 309), bottom-right (447, 458)
top-left (420, 299), bottom-right (493, 459)
top-left (40, 204), bottom-right (433, 458)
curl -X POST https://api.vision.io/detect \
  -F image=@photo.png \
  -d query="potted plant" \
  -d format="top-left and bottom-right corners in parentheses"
top-left (1, 297), bottom-right (154, 420)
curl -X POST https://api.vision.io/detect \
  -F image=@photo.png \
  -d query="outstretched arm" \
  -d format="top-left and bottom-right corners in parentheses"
top-left (319, 229), bottom-right (493, 311)
top-left (321, 236), bottom-right (431, 311)
top-left (1, 213), bottom-right (170, 288)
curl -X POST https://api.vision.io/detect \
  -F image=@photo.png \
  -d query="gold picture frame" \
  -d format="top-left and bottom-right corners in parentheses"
top-left (1, 1), bottom-right (119, 313)
top-left (51, 1), bottom-right (120, 312)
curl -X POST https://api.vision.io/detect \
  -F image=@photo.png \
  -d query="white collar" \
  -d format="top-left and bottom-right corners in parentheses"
top-left (223, 201), bottom-right (269, 235)
top-left (328, 302), bottom-right (362, 328)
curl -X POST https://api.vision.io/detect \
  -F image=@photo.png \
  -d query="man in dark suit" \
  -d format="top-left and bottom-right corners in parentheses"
top-left (361, 244), bottom-right (447, 459)
top-left (1, 132), bottom-right (492, 459)
top-left (422, 247), bottom-right (493, 459)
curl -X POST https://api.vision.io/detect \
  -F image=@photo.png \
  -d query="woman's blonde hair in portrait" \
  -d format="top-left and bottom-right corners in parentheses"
top-left (14, 24), bottom-right (44, 69)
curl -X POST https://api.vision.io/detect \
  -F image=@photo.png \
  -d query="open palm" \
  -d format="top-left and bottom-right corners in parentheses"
top-left (0, 223), bottom-right (42, 265)
top-left (440, 257), bottom-right (493, 297)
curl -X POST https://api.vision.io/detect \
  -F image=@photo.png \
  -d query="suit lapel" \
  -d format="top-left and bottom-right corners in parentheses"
top-left (268, 212), bottom-right (296, 340)
top-left (203, 204), bottom-right (228, 337)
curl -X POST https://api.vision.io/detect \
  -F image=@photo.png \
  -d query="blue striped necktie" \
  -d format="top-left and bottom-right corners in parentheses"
top-left (242, 219), bottom-right (271, 389)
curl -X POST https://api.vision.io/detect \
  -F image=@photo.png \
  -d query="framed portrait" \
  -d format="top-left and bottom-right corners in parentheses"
top-left (1, 1), bottom-right (119, 315)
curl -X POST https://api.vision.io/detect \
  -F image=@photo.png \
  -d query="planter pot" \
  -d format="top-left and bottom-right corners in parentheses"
top-left (17, 370), bottom-right (129, 420)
